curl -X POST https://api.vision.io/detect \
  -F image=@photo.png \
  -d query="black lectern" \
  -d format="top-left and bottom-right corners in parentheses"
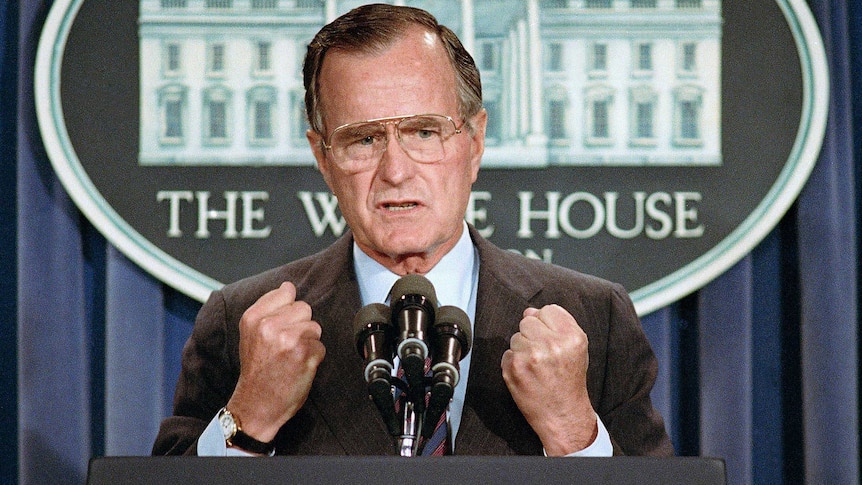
top-left (88, 456), bottom-right (725, 485)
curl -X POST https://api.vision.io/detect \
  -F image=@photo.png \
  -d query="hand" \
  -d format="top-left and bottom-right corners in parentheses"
top-left (501, 305), bottom-right (597, 455)
top-left (226, 282), bottom-right (326, 443)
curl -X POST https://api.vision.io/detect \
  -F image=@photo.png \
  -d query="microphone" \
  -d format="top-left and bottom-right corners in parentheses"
top-left (353, 302), bottom-right (399, 435)
top-left (422, 305), bottom-right (472, 438)
top-left (390, 274), bottom-right (438, 413)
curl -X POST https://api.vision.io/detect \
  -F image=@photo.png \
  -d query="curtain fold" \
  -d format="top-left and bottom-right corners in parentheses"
top-left (699, 257), bottom-right (755, 485)
top-left (105, 246), bottom-right (166, 456)
top-left (0, 1), bottom-right (19, 481)
top-left (17, 2), bottom-right (93, 482)
top-left (641, 308), bottom-right (675, 441)
top-left (798, 1), bottom-right (858, 482)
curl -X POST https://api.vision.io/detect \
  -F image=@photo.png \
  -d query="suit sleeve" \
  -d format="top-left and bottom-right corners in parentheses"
top-left (596, 284), bottom-right (675, 457)
top-left (151, 290), bottom-right (240, 456)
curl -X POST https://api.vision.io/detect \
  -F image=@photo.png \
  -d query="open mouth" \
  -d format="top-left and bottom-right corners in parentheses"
top-left (384, 202), bottom-right (418, 211)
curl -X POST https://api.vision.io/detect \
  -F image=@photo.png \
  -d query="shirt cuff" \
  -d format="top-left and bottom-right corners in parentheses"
top-left (197, 414), bottom-right (257, 456)
top-left (545, 414), bottom-right (613, 457)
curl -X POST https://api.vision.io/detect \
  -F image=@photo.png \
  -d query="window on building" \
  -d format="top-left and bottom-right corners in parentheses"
top-left (636, 102), bottom-right (654, 138)
top-left (253, 101), bottom-right (273, 140)
top-left (547, 43), bottom-right (564, 72)
top-left (256, 42), bottom-right (272, 73)
top-left (158, 85), bottom-right (186, 145)
top-left (681, 43), bottom-right (697, 72)
top-left (290, 91), bottom-right (310, 145)
top-left (591, 43), bottom-right (608, 72)
top-left (251, 0), bottom-right (278, 8)
top-left (674, 86), bottom-right (703, 146)
top-left (546, 85), bottom-right (569, 142)
top-left (585, 87), bottom-right (614, 145)
top-left (209, 43), bottom-right (225, 74)
top-left (541, 0), bottom-right (567, 7)
top-left (164, 43), bottom-right (181, 75)
top-left (479, 41), bottom-right (498, 72)
top-left (637, 43), bottom-right (653, 71)
top-left (637, 103), bottom-right (653, 138)
top-left (630, 86), bottom-right (657, 145)
top-left (209, 102), bottom-right (227, 139)
top-left (593, 100), bottom-right (609, 139)
top-left (161, 0), bottom-right (187, 7)
top-left (164, 100), bottom-right (183, 139)
top-left (549, 100), bottom-right (567, 140)
top-left (631, 0), bottom-right (657, 7)
top-left (204, 87), bottom-right (232, 144)
top-left (676, 0), bottom-right (702, 7)
top-left (206, 0), bottom-right (232, 8)
top-left (680, 101), bottom-right (698, 139)
top-left (248, 87), bottom-right (277, 144)
top-left (585, 0), bottom-right (612, 7)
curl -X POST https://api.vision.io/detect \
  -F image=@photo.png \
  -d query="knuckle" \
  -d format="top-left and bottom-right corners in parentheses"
top-left (241, 305), bottom-right (264, 326)
top-left (292, 300), bottom-right (312, 318)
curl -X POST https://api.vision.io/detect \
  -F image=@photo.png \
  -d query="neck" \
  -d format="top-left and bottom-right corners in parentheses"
top-left (357, 228), bottom-right (465, 276)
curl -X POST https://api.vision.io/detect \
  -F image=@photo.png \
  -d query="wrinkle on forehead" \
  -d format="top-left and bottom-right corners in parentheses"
top-left (318, 28), bottom-right (456, 126)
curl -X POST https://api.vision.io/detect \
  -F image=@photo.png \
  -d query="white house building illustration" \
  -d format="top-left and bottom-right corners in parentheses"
top-left (138, 0), bottom-right (722, 167)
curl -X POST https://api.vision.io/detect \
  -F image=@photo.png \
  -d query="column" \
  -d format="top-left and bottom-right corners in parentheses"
top-left (525, 0), bottom-right (547, 145)
top-left (460, 0), bottom-right (475, 55)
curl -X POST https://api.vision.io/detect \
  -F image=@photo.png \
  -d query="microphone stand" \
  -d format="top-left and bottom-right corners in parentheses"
top-left (397, 400), bottom-right (421, 456)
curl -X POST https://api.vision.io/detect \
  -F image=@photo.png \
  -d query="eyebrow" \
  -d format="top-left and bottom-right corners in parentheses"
top-left (344, 122), bottom-right (387, 134)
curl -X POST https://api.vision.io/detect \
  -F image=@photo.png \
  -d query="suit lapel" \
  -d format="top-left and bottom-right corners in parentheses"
top-left (303, 238), bottom-right (397, 455)
top-left (453, 229), bottom-right (544, 455)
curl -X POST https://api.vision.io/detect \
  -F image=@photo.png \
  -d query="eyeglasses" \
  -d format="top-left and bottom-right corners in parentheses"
top-left (322, 114), bottom-right (464, 172)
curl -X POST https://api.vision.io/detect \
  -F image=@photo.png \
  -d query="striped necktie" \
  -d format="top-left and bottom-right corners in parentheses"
top-left (394, 358), bottom-right (450, 455)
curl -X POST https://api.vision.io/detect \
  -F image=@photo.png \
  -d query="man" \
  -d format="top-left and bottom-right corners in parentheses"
top-left (153, 3), bottom-right (673, 457)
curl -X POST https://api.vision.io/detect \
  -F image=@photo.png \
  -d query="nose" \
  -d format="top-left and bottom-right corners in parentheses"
top-left (376, 122), bottom-right (415, 184)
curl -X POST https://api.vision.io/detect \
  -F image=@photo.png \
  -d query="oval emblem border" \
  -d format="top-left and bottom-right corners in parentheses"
top-left (34, 0), bottom-right (829, 315)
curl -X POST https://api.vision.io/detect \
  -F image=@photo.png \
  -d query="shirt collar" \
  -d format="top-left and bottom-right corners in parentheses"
top-left (354, 222), bottom-right (474, 308)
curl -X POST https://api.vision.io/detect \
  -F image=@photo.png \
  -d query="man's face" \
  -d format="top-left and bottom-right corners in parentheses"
top-left (308, 28), bottom-right (486, 271)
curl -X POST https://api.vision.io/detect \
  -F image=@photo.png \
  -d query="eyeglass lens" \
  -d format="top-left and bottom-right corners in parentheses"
top-left (329, 115), bottom-right (456, 168)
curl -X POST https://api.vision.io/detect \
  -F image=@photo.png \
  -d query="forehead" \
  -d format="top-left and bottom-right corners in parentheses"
top-left (317, 28), bottom-right (459, 128)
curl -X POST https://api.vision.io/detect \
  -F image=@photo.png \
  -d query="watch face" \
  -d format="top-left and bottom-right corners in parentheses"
top-left (218, 410), bottom-right (236, 439)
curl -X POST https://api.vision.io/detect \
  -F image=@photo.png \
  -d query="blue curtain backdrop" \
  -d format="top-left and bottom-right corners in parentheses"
top-left (4, 1), bottom-right (860, 484)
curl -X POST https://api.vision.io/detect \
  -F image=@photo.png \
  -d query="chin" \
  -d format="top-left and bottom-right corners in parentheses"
top-left (377, 236), bottom-right (436, 258)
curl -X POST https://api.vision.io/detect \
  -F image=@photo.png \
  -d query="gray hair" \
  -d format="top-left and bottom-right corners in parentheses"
top-left (302, 3), bottom-right (483, 136)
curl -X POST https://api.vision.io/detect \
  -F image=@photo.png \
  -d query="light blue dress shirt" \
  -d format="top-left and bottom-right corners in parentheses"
top-left (352, 221), bottom-right (479, 443)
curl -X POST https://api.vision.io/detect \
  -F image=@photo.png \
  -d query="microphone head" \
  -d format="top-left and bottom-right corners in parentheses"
top-left (353, 303), bottom-right (393, 357)
top-left (389, 274), bottom-right (438, 309)
top-left (434, 305), bottom-right (472, 357)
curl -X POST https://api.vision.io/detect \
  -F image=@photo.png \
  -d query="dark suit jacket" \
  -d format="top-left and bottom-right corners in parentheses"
top-left (153, 226), bottom-right (673, 456)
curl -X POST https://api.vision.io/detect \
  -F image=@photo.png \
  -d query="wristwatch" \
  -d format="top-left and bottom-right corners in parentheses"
top-left (217, 407), bottom-right (276, 456)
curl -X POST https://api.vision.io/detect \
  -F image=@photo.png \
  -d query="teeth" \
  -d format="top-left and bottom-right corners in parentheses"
top-left (386, 202), bottom-right (417, 211)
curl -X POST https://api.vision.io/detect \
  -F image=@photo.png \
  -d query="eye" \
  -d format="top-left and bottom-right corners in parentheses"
top-left (339, 124), bottom-right (385, 148)
top-left (400, 119), bottom-right (443, 140)
top-left (357, 135), bottom-right (377, 146)
top-left (415, 128), bottom-right (438, 140)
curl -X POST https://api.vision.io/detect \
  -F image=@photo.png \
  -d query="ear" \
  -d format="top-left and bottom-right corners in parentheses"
top-left (467, 109), bottom-right (487, 183)
top-left (307, 129), bottom-right (333, 188)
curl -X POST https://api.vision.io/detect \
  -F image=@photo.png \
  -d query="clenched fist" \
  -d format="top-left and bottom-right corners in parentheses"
top-left (501, 305), bottom-right (597, 456)
top-left (225, 282), bottom-right (326, 443)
